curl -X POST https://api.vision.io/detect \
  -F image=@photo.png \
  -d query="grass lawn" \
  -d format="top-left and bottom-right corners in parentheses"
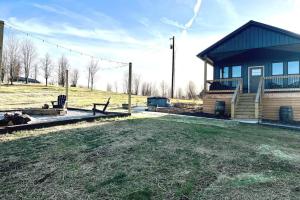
top-left (0, 113), bottom-right (299, 199)
top-left (0, 84), bottom-right (201, 110)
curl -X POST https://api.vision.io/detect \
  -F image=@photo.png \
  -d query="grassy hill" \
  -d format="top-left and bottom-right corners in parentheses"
top-left (0, 84), bottom-right (200, 110)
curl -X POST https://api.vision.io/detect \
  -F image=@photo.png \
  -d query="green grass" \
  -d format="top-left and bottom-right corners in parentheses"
top-left (0, 113), bottom-right (299, 199)
top-left (0, 84), bottom-right (146, 110)
top-left (0, 84), bottom-right (201, 110)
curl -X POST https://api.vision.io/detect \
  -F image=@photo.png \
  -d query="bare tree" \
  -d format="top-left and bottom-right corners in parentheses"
top-left (0, 47), bottom-right (7, 83)
top-left (186, 81), bottom-right (197, 99)
top-left (88, 59), bottom-right (99, 91)
top-left (176, 88), bottom-right (184, 99)
top-left (87, 67), bottom-right (90, 89)
top-left (71, 68), bottom-right (79, 87)
top-left (106, 83), bottom-right (112, 92)
top-left (123, 72), bottom-right (128, 93)
top-left (141, 82), bottom-right (154, 96)
top-left (41, 53), bottom-right (52, 86)
top-left (33, 63), bottom-right (38, 81)
top-left (58, 55), bottom-right (68, 86)
top-left (160, 80), bottom-right (169, 97)
top-left (20, 39), bottom-right (36, 84)
top-left (6, 36), bottom-right (19, 85)
top-left (114, 81), bottom-right (118, 93)
top-left (133, 74), bottom-right (141, 95)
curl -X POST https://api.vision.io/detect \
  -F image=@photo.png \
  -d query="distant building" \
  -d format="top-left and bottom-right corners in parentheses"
top-left (13, 77), bottom-right (40, 84)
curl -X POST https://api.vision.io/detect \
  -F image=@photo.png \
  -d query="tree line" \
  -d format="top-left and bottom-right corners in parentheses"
top-left (107, 72), bottom-right (200, 100)
top-left (0, 36), bottom-right (201, 99)
top-left (0, 36), bottom-right (99, 90)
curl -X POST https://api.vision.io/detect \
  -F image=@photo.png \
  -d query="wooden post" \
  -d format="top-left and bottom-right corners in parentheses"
top-left (128, 63), bottom-right (132, 114)
top-left (170, 36), bottom-right (175, 98)
top-left (65, 69), bottom-right (69, 108)
top-left (204, 61), bottom-right (207, 92)
top-left (0, 20), bottom-right (4, 86)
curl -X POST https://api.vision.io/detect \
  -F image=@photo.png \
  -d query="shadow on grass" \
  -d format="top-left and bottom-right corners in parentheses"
top-left (0, 115), bottom-right (300, 199)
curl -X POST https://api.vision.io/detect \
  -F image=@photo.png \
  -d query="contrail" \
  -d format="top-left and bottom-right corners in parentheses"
top-left (185, 0), bottom-right (202, 30)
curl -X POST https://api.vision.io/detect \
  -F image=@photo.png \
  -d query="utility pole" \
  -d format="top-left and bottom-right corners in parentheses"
top-left (0, 20), bottom-right (4, 86)
top-left (170, 36), bottom-right (175, 98)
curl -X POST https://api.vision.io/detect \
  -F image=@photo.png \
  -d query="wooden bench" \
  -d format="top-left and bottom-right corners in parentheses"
top-left (93, 97), bottom-right (111, 116)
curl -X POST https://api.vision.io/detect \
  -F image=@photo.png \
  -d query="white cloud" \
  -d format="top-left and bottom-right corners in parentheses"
top-left (161, 17), bottom-right (186, 30)
top-left (7, 17), bottom-right (141, 45)
top-left (215, 0), bottom-right (239, 22)
top-left (5, 16), bottom-right (219, 92)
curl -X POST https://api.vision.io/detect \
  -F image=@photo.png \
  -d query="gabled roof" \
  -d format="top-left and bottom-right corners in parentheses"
top-left (197, 20), bottom-right (300, 64)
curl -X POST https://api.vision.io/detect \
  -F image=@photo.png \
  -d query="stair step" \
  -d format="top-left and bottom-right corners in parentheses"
top-left (240, 94), bottom-right (256, 96)
top-left (238, 99), bottom-right (255, 101)
top-left (236, 105), bottom-right (255, 107)
top-left (235, 111), bottom-right (255, 115)
top-left (235, 115), bottom-right (256, 119)
top-left (235, 109), bottom-right (255, 113)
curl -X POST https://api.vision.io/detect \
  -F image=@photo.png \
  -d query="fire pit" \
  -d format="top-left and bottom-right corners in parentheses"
top-left (0, 112), bottom-right (32, 126)
top-left (22, 108), bottom-right (67, 116)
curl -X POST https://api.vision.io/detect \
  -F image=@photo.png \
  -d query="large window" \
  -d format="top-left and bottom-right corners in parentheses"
top-left (220, 67), bottom-right (229, 79)
top-left (288, 61), bottom-right (299, 74)
top-left (272, 62), bottom-right (283, 75)
top-left (232, 66), bottom-right (242, 77)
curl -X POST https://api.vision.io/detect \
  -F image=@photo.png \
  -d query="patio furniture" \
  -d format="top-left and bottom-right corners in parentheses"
top-left (51, 95), bottom-right (67, 109)
top-left (93, 97), bottom-right (111, 115)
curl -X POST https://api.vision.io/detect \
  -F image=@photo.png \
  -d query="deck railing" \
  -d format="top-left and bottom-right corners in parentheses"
top-left (264, 75), bottom-right (300, 92)
top-left (206, 78), bottom-right (243, 93)
top-left (231, 80), bottom-right (242, 119)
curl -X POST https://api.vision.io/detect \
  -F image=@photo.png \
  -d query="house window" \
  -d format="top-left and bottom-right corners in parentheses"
top-left (288, 61), bottom-right (299, 74)
top-left (272, 62), bottom-right (283, 75)
top-left (251, 68), bottom-right (262, 76)
top-left (232, 66), bottom-right (242, 77)
top-left (220, 67), bottom-right (229, 79)
top-left (224, 67), bottom-right (229, 78)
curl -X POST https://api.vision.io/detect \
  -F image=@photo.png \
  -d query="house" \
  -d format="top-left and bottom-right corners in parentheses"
top-left (13, 77), bottom-right (40, 84)
top-left (198, 20), bottom-right (300, 121)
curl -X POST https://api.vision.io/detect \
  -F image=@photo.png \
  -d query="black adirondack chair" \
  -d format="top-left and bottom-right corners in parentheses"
top-left (51, 95), bottom-right (67, 109)
top-left (93, 97), bottom-right (111, 115)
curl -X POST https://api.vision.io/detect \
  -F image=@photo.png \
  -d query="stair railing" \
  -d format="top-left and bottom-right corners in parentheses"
top-left (231, 79), bottom-right (242, 119)
top-left (255, 77), bottom-right (264, 119)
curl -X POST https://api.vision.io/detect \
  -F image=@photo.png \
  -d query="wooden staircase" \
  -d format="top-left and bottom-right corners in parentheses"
top-left (234, 94), bottom-right (259, 120)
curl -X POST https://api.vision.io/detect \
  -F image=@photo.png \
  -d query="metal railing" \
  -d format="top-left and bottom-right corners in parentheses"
top-left (206, 78), bottom-right (243, 93)
top-left (264, 75), bottom-right (300, 91)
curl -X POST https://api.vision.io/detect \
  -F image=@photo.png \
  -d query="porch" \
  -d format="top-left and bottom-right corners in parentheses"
top-left (203, 75), bottom-right (300, 121)
top-left (198, 21), bottom-right (300, 121)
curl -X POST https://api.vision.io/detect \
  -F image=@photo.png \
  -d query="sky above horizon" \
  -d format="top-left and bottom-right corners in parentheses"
top-left (1, 0), bottom-right (300, 93)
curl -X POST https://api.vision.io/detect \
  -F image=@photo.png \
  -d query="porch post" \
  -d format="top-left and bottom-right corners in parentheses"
top-left (204, 61), bottom-right (207, 92)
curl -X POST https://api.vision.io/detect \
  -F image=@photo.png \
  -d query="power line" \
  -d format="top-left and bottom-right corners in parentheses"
top-left (4, 22), bottom-right (129, 69)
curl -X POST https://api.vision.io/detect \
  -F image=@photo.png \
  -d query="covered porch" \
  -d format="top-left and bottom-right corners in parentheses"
top-left (198, 21), bottom-right (300, 121)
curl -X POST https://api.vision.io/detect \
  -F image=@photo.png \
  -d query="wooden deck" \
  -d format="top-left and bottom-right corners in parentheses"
top-left (204, 92), bottom-right (300, 121)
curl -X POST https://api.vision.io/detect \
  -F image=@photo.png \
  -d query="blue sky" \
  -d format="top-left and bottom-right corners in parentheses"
top-left (1, 0), bottom-right (300, 92)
